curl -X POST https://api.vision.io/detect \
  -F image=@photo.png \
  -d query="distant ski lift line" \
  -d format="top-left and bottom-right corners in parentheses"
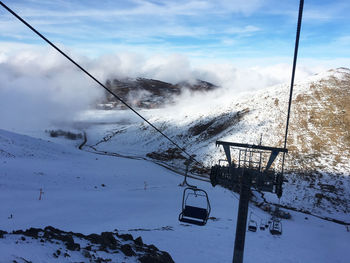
top-left (0, 0), bottom-right (204, 169)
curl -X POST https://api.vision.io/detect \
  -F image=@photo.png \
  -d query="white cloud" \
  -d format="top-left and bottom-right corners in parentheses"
top-left (8, 0), bottom-right (264, 18)
top-left (0, 0), bottom-right (264, 44)
top-left (0, 46), bottom-right (338, 132)
top-left (0, 50), bottom-right (103, 131)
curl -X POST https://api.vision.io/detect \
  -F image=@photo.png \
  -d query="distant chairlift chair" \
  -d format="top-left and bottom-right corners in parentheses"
top-left (248, 212), bottom-right (258, 232)
top-left (260, 220), bottom-right (269, 230)
top-left (179, 187), bottom-right (211, 226)
top-left (260, 220), bottom-right (267, 231)
top-left (269, 218), bottom-right (282, 235)
top-left (248, 220), bottom-right (258, 232)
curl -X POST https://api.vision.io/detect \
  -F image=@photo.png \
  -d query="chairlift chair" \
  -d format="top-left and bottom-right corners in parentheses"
top-left (247, 212), bottom-right (258, 232)
top-left (178, 187), bottom-right (211, 226)
top-left (269, 218), bottom-right (282, 235)
top-left (248, 220), bottom-right (258, 232)
top-left (265, 222), bottom-right (269, 228)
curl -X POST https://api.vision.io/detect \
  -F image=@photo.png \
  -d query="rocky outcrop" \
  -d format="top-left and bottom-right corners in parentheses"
top-left (2, 226), bottom-right (174, 263)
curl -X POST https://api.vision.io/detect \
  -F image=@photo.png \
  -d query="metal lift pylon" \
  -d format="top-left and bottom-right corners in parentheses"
top-left (210, 141), bottom-right (288, 263)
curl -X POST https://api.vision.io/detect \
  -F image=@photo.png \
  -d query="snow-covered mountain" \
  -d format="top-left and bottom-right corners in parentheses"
top-left (1, 128), bottom-right (349, 263)
top-left (1, 67), bottom-right (349, 262)
top-left (82, 68), bottom-right (350, 221)
top-left (101, 78), bottom-right (217, 109)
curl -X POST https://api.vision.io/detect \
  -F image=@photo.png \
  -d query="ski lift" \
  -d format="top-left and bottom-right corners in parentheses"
top-left (269, 218), bottom-right (282, 235)
top-left (178, 187), bottom-right (211, 226)
top-left (247, 212), bottom-right (257, 232)
top-left (248, 220), bottom-right (257, 232)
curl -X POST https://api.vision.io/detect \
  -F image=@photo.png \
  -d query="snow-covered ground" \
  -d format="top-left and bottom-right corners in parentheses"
top-left (1, 129), bottom-right (349, 262)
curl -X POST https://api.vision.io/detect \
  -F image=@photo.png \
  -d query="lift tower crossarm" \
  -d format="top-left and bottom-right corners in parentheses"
top-left (216, 141), bottom-right (288, 153)
top-left (213, 140), bottom-right (288, 263)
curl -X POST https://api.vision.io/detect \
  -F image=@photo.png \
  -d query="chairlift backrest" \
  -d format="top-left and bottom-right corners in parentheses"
top-left (248, 220), bottom-right (257, 232)
top-left (260, 220), bottom-right (266, 230)
top-left (179, 187), bottom-right (211, 226)
top-left (269, 218), bottom-right (282, 235)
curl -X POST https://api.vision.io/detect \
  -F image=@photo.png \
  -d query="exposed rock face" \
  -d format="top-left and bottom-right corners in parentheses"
top-left (101, 77), bottom-right (217, 109)
top-left (2, 226), bottom-right (174, 263)
top-left (287, 68), bottom-right (350, 172)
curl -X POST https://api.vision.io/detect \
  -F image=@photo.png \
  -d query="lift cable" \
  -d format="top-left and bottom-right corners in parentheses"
top-left (281, 0), bottom-right (304, 175)
top-left (0, 1), bottom-right (206, 170)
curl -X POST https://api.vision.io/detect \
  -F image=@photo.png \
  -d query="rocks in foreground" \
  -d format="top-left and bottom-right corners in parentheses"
top-left (0, 226), bottom-right (174, 263)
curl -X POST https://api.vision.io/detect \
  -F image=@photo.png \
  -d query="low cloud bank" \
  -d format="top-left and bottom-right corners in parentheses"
top-left (0, 49), bottom-right (102, 131)
top-left (0, 47), bottom-right (322, 131)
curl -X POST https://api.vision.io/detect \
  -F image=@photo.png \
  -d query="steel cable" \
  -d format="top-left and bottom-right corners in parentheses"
top-left (281, 0), bottom-right (304, 175)
top-left (0, 0), bottom-right (207, 170)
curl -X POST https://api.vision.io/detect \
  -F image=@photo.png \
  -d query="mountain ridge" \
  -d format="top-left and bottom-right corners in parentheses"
top-left (101, 77), bottom-right (217, 109)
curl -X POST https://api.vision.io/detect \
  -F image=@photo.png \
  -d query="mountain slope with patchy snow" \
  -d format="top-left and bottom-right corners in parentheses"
top-left (80, 68), bottom-right (350, 221)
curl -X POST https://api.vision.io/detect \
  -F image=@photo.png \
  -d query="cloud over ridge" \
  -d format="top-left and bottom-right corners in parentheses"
top-left (0, 47), bottom-right (321, 131)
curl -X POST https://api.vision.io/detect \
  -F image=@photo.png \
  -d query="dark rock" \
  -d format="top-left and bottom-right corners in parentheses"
top-left (23, 228), bottom-right (41, 238)
top-left (98, 246), bottom-right (108, 252)
top-left (95, 257), bottom-right (109, 263)
top-left (120, 244), bottom-right (135, 257)
top-left (147, 244), bottom-right (159, 251)
top-left (87, 233), bottom-right (101, 244)
top-left (66, 240), bottom-right (80, 251)
top-left (100, 232), bottom-right (118, 249)
top-left (117, 233), bottom-right (133, 241)
top-left (52, 234), bottom-right (80, 251)
top-left (74, 232), bottom-right (85, 239)
top-left (5, 226), bottom-right (175, 263)
top-left (44, 226), bottom-right (61, 235)
top-left (0, 230), bottom-right (8, 238)
top-left (85, 245), bottom-right (92, 251)
top-left (87, 232), bottom-right (119, 250)
top-left (138, 251), bottom-right (174, 263)
top-left (134, 236), bottom-right (143, 246)
top-left (82, 249), bottom-right (92, 259)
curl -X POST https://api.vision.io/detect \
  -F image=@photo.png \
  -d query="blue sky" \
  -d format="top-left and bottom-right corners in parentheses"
top-left (0, 0), bottom-right (349, 67)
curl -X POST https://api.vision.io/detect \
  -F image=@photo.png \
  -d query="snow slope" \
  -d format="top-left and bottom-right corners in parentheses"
top-left (1, 129), bottom-right (349, 262)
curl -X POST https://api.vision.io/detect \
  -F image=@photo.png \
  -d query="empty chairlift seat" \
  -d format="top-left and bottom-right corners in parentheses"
top-left (269, 218), bottom-right (282, 235)
top-left (247, 212), bottom-right (258, 232)
top-left (179, 187), bottom-right (211, 226)
top-left (248, 220), bottom-right (258, 232)
top-left (260, 220), bottom-right (267, 231)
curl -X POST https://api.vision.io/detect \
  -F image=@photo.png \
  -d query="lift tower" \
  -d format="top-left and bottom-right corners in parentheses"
top-left (210, 141), bottom-right (288, 263)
